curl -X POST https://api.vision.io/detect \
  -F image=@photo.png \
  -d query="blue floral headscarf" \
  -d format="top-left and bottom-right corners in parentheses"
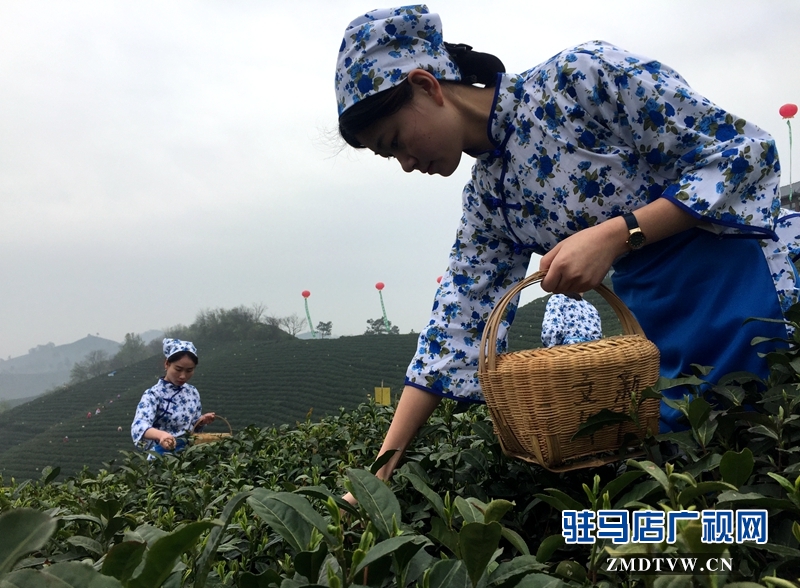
top-left (162, 338), bottom-right (197, 360)
top-left (335, 5), bottom-right (461, 116)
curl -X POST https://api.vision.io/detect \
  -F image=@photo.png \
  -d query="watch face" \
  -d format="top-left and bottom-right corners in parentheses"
top-left (628, 230), bottom-right (646, 250)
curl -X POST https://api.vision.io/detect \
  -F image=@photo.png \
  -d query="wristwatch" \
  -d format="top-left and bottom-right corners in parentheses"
top-left (623, 212), bottom-right (646, 250)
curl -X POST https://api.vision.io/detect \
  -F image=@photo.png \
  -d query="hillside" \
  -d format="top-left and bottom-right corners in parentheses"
top-left (0, 335), bottom-right (120, 374)
top-left (0, 292), bottom-right (624, 481)
top-left (0, 335), bottom-right (122, 402)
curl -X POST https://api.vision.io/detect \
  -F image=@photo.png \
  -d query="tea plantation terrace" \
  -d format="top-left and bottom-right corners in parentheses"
top-left (0, 292), bottom-right (622, 481)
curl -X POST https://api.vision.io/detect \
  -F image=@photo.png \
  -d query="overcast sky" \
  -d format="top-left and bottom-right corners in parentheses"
top-left (1, 0), bottom-right (799, 359)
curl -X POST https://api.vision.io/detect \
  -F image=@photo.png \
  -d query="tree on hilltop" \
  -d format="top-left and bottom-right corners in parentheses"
top-left (109, 333), bottom-right (151, 370)
top-left (69, 350), bottom-right (111, 383)
top-left (365, 317), bottom-right (399, 335)
top-left (316, 321), bottom-right (333, 339)
top-left (278, 313), bottom-right (306, 337)
top-left (148, 303), bottom-right (294, 349)
top-left (192, 306), bottom-right (279, 341)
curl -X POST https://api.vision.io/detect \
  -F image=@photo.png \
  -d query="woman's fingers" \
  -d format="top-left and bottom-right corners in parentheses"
top-left (538, 227), bottom-right (616, 293)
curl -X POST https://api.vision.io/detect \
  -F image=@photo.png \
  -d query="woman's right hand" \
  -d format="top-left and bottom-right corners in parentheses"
top-left (159, 433), bottom-right (176, 451)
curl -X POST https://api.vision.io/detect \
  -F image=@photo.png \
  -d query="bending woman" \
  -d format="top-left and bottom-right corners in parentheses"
top-left (335, 5), bottom-right (798, 482)
top-left (131, 338), bottom-right (215, 455)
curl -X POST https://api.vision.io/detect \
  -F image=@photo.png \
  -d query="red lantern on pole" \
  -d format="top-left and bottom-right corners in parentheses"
top-left (301, 290), bottom-right (315, 337)
top-left (374, 282), bottom-right (390, 333)
top-left (781, 104), bottom-right (797, 204)
top-left (780, 103), bottom-right (798, 119)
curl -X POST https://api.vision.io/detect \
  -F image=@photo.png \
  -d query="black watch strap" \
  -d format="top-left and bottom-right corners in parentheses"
top-left (623, 212), bottom-right (646, 250)
top-left (623, 212), bottom-right (639, 231)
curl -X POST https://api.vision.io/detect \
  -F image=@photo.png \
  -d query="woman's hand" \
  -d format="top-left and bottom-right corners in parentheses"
top-left (539, 200), bottom-right (700, 293)
top-left (195, 412), bottom-right (216, 427)
top-left (159, 433), bottom-right (177, 451)
top-left (539, 218), bottom-right (627, 293)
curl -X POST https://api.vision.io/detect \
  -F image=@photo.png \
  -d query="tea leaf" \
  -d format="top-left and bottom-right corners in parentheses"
top-left (194, 490), bottom-right (253, 588)
top-left (460, 522), bottom-right (502, 587)
top-left (397, 470), bottom-right (446, 521)
top-left (535, 534), bottom-right (564, 563)
top-left (488, 555), bottom-right (546, 587)
top-left (425, 559), bottom-right (470, 588)
top-left (0, 509), bottom-right (57, 574)
top-left (101, 541), bottom-right (146, 582)
top-left (351, 535), bottom-right (427, 577)
top-left (347, 469), bottom-right (402, 540)
top-left (128, 521), bottom-right (217, 588)
top-left (2, 562), bottom-right (123, 587)
top-left (626, 460), bottom-right (670, 492)
top-left (248, 491), bottom-right (330, 552)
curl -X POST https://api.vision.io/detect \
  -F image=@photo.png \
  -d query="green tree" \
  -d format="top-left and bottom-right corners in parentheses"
top-left (364, 317), bottom-right (399, 335)
top-left (109, 333), bottom-right (151, 370)
top-left (69, 350), bottom-right (111, 383)
top-left (316, 321), bottom-right (333, 339)
top-left (160, 304), bottom-right (287, 345)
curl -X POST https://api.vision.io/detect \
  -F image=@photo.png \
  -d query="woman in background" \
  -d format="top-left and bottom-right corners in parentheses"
top-left (131, 338), bottom-right (215, 455)
top-left (541, 293), bottom-right (602, 348)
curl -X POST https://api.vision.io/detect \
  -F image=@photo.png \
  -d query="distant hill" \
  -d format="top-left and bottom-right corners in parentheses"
top-left (0, 335), bottom-right (120, 375)
top-left (0, 292), bottom-right (624, 482)
top-left (0, 335), bottom-right (121, 402)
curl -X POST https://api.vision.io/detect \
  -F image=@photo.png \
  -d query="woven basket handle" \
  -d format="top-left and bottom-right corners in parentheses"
top-left (193, 415), bottom-right (232, 434)
top-left (479, 270), bottom-right (646, 374)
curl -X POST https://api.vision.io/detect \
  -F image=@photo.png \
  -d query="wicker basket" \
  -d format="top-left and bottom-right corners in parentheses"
top-left (190, 415), bottom-right (232, 445)
top-left (478, 270), bottom-right (661, 472)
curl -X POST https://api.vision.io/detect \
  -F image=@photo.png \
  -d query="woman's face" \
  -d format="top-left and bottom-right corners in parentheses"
top-left (164, 355), bottom-right (196, 387)
top-left (356, 74), bottom-right (465, 177)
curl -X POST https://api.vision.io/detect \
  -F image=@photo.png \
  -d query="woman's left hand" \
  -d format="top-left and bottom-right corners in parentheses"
top-left (195, 412), bottom-right (216, 427)
top-left (539, 218), bottom-right (627, 293)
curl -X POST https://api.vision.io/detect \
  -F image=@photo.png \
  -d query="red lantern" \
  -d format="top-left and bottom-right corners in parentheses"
top-left (780, 103), bottom-right (798, 119)
top-left (436, 276), bottom-right (442, 283)
top-left (375, 282), bottom-right (385, 291)
top-left (301, 290), bottom-right (310, 298)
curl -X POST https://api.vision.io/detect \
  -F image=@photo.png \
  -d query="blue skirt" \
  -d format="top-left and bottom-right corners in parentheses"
top-left (612, 228), bottom-right (792, 432)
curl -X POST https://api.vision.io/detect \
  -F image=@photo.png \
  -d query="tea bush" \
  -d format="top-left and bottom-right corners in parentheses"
top-left (3, 308), bottom-right (800, 586)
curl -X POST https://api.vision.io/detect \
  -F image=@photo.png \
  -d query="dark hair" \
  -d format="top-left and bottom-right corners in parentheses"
top-left (166, 350), bottom-right (198, 365)
top-left (338, 43), bottom-right (505, 148)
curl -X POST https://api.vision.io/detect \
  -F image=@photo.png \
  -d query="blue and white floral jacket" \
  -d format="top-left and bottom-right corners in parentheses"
top-left (405, 40), bottom-right (797, 402)
top-left (131, 379), bottom-right (202, 451)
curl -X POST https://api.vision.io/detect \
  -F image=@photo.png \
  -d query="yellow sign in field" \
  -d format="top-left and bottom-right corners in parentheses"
top-left (374, 387), bottom-right (391, 406)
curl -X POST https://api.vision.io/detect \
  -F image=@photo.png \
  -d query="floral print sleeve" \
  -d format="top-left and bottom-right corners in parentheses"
top-left (405, 178), bottom-right (532, 401)
top-left (131, 388), bottom-right (158, 447)
top-left (537, 42), bottom-right (780, 235)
